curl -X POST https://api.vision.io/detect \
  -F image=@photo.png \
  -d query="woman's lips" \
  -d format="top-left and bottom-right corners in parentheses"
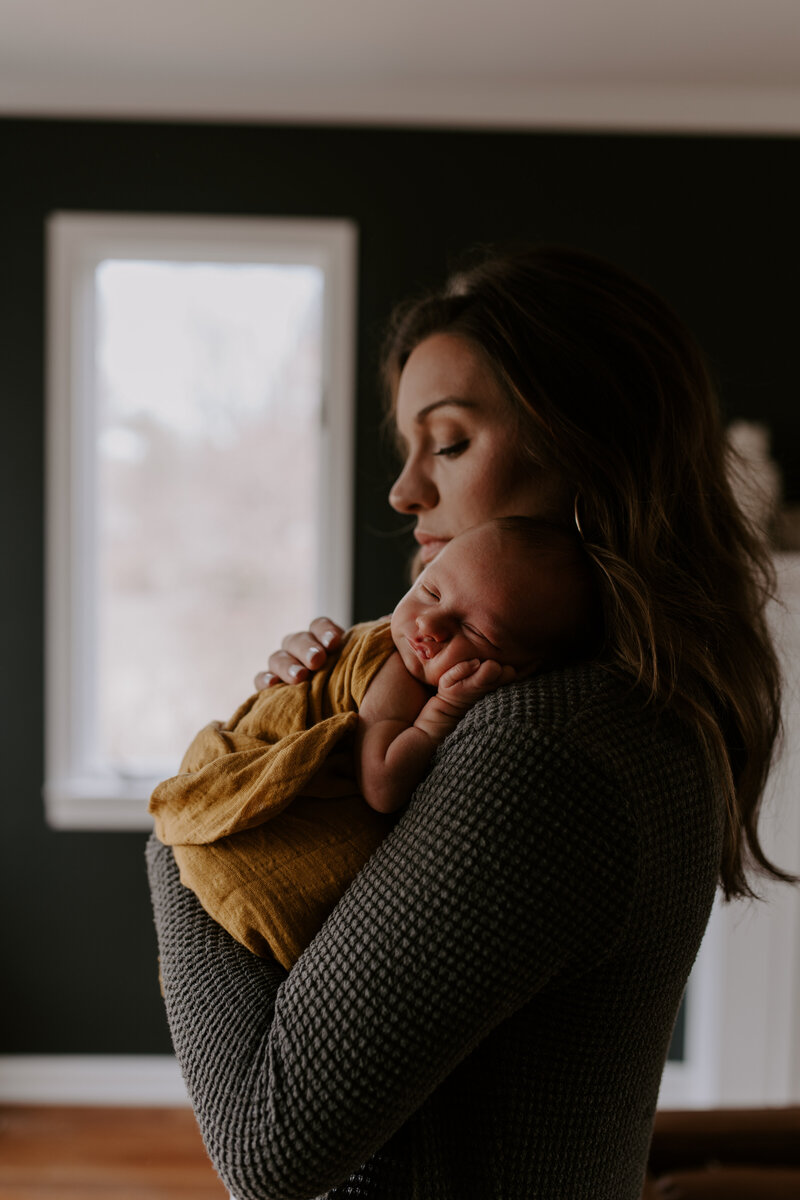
top-left (414, 534), bottom-right (449, 564)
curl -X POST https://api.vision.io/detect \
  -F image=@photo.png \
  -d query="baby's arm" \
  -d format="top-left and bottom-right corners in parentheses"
top-left (356, 654), bottom-right (515, 814)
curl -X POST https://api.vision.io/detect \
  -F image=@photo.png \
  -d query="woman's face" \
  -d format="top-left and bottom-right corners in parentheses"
top-left (389, 333), bottom-right (570, 564)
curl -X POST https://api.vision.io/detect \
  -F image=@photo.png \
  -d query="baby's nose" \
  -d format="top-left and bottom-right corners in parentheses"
top-left (416, 614), bottom-right (448, 641)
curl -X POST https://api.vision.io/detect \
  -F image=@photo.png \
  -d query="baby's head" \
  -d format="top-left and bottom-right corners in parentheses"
top-left (390, 516), bottom-right (600, 688)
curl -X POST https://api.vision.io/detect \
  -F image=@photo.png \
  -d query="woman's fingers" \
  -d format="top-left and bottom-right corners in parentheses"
top-left (253, 669), bottom-right (280, 690)
top-left (255, 649), bottom-right (308, 689)
top-left (254, 649), bottom-right (307, 689)
top-left (254, 619), bottom-right (345, 690)
top-left (308, 617), bottom-right (345, 652)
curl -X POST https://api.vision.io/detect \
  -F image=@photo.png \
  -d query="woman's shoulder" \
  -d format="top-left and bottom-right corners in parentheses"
top-left (419, 660), bottom-right (723, 895)
top-left (451, 659), bottom-right (622, 741)
top-left (440, 659), bottom-right (714, 800)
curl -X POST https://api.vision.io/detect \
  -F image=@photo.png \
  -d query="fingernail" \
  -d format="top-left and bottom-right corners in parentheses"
top-left (321, 630), bottom-right (336, 648)
top-left (289, 664), bottom-right (305, 680)
top-left (307, 646), bottom-right (324, 666)
top-left (256, 672), bottom-right (274, 689)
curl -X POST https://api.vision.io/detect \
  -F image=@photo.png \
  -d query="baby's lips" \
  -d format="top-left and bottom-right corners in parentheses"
top-left (409, 636), bottom-right (438, 660)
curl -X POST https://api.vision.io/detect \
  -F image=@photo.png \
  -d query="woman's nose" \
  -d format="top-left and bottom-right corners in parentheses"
top-left (388, 458), bottom-right (438, 514)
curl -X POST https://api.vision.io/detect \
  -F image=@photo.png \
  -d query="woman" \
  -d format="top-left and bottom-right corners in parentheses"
top-left (147, 246), bottom-right (790, 1200)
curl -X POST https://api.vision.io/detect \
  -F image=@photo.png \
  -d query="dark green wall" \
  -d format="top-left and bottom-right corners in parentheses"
top-left (1, 117), bottom-right (798, 1053)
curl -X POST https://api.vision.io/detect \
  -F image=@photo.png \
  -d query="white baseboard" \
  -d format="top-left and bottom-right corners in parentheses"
top-left (0, 1056), bottom-right (190, 1106)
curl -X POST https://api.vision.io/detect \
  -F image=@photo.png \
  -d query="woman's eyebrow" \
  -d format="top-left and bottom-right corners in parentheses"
top-left (393, 397), bottom-right (477, 453)
top-left (414, 397), bottom-right (477, 424)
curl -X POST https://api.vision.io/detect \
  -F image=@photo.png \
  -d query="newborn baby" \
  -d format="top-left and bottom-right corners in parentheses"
top-left (150, 516), bottom-right (598, 967)
top-left (359, 515), bottom-right (596, 811)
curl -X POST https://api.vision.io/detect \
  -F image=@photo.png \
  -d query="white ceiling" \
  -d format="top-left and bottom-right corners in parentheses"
top-left (2, 0), bottom-right (800, 131)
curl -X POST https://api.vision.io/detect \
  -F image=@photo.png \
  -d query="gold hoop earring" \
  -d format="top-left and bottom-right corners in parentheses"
top-left (573, 493), bottom-right (585, 539)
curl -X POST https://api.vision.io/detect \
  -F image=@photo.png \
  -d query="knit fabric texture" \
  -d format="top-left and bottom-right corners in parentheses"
top-left (146, 661), bottom-right (724, 1200)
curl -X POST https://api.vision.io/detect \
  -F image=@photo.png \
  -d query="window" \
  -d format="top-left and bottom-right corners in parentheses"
top-left (45, 214), bottom-right (357, 829)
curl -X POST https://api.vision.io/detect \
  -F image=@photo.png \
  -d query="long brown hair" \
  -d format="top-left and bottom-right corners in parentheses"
top-left (381, 245), bottom-right (791, 900)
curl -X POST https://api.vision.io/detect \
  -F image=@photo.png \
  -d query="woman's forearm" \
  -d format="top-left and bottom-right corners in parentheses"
top-left (145, 836), bottom-right (290, 1199)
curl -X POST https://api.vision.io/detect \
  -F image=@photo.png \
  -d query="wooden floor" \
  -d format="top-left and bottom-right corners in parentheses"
top-left (0, 1106), bottom-right (228, 1199)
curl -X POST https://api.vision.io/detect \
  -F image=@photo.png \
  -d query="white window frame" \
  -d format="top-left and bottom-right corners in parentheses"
top-left (45, 212), bottom-right (358, 830)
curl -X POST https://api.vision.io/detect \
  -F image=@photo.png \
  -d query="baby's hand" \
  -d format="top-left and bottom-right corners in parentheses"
top-left (437, 658), bottom-right (516, 710)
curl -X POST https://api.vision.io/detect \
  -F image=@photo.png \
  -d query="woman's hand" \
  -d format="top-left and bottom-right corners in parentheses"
top-left (253, 618), bottom-right (344, 689)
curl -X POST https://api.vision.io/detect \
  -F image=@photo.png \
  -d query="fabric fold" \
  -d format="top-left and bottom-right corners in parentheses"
top-left (149, 620), bottom-right (397, 966)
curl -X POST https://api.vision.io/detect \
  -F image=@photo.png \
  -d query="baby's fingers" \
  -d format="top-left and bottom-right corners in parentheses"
top-left (438, 659), bottom-right (518, 701)
top-left (438, 659), bottom-right (482, 689)
top-left (468, 660), bottom-right (515, 690)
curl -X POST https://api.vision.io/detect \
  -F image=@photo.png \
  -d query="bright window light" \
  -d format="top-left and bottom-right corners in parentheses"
top-left (46, 214), bottom-right (357, 828)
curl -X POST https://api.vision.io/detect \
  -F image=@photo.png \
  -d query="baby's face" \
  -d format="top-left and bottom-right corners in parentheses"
top-left (390, 524), bottom-right (540, 688)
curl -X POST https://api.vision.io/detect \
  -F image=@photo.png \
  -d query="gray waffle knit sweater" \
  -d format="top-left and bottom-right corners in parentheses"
top-left (146, 662), bottom-right (724, 1200)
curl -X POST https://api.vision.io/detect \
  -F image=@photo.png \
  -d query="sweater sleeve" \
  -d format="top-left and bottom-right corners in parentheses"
top-left (146, 693), bottom-right (638, 1200)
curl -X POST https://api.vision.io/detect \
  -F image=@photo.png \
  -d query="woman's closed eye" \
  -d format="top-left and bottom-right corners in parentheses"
top-left (433, 439), bottom-right (469, 458)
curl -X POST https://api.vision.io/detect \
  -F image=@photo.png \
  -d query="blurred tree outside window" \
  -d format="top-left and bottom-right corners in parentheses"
top-left (96, 260), bottom-right (323, 770)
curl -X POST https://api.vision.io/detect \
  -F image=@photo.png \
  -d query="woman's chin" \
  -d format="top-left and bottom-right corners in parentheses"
top-left (418, 539), bottom-right (449, 565)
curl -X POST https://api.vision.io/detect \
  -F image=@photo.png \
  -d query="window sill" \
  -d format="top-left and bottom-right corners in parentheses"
top-left (43, 774), bottom-right (161, 830)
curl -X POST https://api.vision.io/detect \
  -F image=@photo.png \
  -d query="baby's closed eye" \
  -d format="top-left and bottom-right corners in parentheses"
top-left (462, 622), bottom-right (498, 649)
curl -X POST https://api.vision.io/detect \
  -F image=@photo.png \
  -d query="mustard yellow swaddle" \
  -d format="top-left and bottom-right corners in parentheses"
top-left (149, 620), bottom-right (397, 968)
